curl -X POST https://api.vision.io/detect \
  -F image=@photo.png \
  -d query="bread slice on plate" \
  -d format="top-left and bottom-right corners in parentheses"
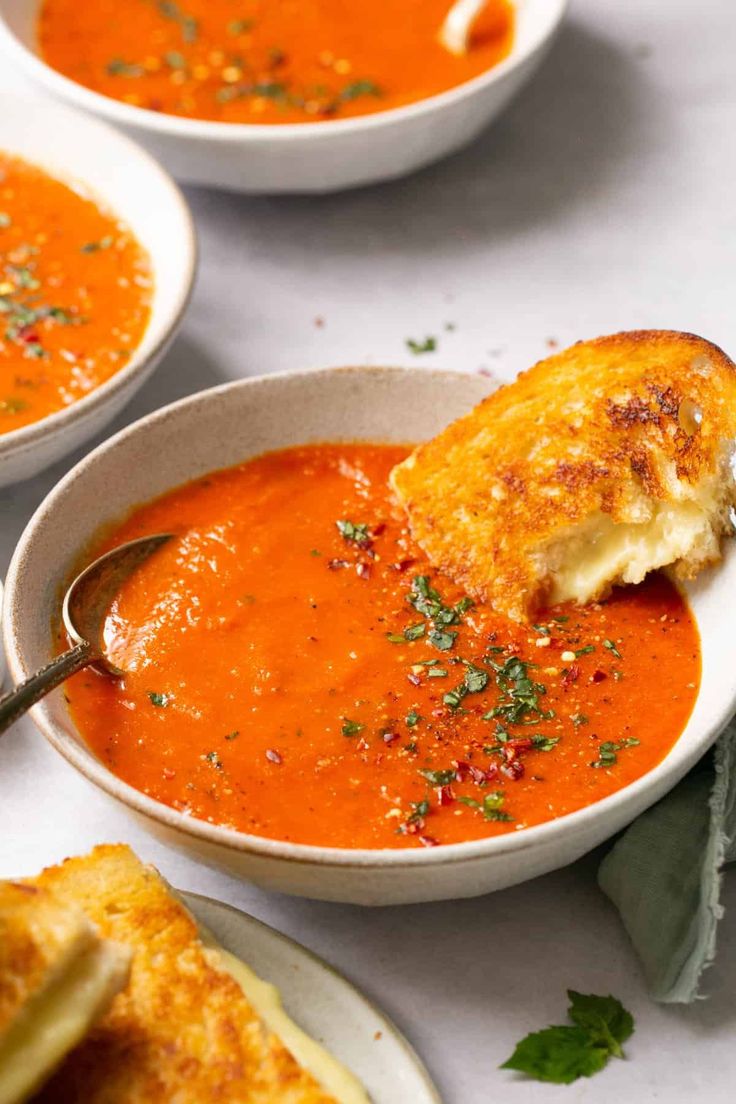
top-left (391, 330), bottom-right (736, 621)
top-left (0, 880), bottom-right (130, 1104)
top-left (30, 844), bottom-right (362, 1104)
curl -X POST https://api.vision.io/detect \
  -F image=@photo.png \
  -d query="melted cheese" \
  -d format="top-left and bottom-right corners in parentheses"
top-left (543, 499), bottom-right (722, 606)
top-left (0, 940), bottom-right (128, 1104)
top-left (216, 950), bottom-right (369, 1104)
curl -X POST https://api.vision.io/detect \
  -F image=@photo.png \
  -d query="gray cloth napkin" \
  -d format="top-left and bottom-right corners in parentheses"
top-left (598, 720), bottom-right (736, 1002)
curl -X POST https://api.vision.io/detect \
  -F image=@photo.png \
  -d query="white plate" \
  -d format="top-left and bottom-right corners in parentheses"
top-left (182, 891), bottom-right (441, 1104)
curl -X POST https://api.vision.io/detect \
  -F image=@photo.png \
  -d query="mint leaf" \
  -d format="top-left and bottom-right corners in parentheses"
top-left (502, 991), bottom-right (634, 1084)
top-left (501, 1026), bottom-right (608, 1084)
top-left (567, 991), bottom-right (633, 1058)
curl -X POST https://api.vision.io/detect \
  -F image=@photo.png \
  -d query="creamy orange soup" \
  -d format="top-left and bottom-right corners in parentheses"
top-left (0, 153), bottom-right (151, 434)
top-left (65, 444), bottom-right (700, 849)
top-left (38, 0), bottom-right (514, 124)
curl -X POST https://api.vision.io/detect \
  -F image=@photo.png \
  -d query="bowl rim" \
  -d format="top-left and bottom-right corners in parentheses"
top-left (0, 94), bottom-right (197, 460)
top-left (5, 364), bottom-right (733, 871)
top-left (0, 0), bottom-right (568, 142)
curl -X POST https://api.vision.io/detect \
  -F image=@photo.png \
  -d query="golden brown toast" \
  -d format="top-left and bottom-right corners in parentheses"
top-left (390, 331), bottom-right (736, 621)
top-left (0, 880), bottom-right (129, 1104)
top-left (31, 845), bottom-right (341, 1104)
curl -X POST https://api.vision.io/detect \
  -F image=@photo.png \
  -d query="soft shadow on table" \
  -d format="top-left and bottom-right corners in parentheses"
top-left (186, 19), bottom-right (659, 260)
top-left (0, 332), bottom-right (226, 564)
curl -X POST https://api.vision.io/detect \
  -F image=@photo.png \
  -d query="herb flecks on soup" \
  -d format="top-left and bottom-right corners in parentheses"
top-left (65, 445), bottom-right (700, 849)
top-left (0, 154), bottom-right (151, 434)
top-left (38, 0), bottom-right (514, 125)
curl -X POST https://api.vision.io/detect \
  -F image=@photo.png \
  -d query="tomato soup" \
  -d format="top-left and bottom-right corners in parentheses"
top-left (38, 0), bottom-right (514, 125)
top-left (65, 444), bottom-right (700, 850)
top-left (0, 154), bottom-right (151, 434)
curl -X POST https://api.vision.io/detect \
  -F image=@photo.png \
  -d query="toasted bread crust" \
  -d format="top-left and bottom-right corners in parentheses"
top-left (0, 881), bottom-right (93, 1037)
top-left (390, 331), bottom-right (736, 620)
top-left (32, 845), bottom-right (338, 1104)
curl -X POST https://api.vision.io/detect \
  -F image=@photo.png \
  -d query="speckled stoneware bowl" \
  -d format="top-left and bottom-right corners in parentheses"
top-left (5, 366), bottom-right (736, 905)
top-left (0, 0), bottom-right (567, 192)
top-left (0, 96), bottom-right (196, 486)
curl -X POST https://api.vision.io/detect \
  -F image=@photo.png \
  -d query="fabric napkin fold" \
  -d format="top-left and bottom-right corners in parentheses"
top-left (598, 720), bottom-right (736, 1002)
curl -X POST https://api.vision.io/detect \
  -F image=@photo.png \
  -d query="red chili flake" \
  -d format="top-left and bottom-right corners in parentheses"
top-left (452, 759), bottom-right (470, 781)
top-left (265, 748), bottom-right (282, 764)
top-left (22, 331), bottom-right (40, 343)
top-left (407, 673), bottom-right (421, 687)
top-left (591, 669), bottom-right (608, 683)
top-left (390, 559), bottom-right (415, 573)
top-left (328, 558), bottom-right (349, 570)
top-left (436, 784), bottom-right (455, 806)
top-left (418, 834), bottom-right (439, 848)
top-left (502, 760), bottom-right (525, 780)
top-left (431, 707), bottom-right (446, 719)
top-left (506, 737), bottom-right (534, 753)
top-left (371, 522), bottom-right (386, 537)
top-left (485, 761), bottom-right (499, 781)
top-left (468, 764), bottom-right (487, 784)
top-left (355, 562), bottom-right (371, 579)
top-left (382, 731), bottom-right (399, 745)
top-left (162, 767), bottom-right (176, 780)
top-left (562, 664), bottom-right (580, 686)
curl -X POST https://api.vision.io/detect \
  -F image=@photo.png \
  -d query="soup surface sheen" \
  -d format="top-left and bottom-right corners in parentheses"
top-left (38, 0), bottom-right (514, 124)
top-left (0, 153), bottom-right (151, 434)
top-left (66, 444), bottom-right (700, 850)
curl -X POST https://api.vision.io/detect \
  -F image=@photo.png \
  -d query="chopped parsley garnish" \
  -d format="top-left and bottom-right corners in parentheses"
top-left (406, 710), bottom-right (421, 727)
top-left (340, 79), bottom-right (382, 101)
top-left (591, 738), bottom-right (640, 768)
top-left (418, 767), bottom-right (456, 786)
top-left (501, 990), bottom-right (634, 1084)
top-left (404, 622), bottom-right (426, 641)
top-left (148, 691), bottom-right (169, 707)
top-left (428, 628), bottom-right (457, 651)
top-left (443, 661), bottom-right (489, 710)
top-left (80, 236), bottom-right (114, 253)
top-left (406, 335), bottom-right (437, 355)
top-left (406, 798), bottom-right (429, 824)
top-left (531, 734), bottom-right (560, 752)
top-left (603, 638), bottom-right (622, 659)
top-left (341, 718), bottom-right (365, 737)
top-left (224, 730), bottom-right (239, 741)
top-left (457, 791), bottom-right (513, 822)
top-left (227, 17), bottom-right (254, 34)
top-left (336, 518), bottom-right (371, 546)
top-left (574, 645), bottom-right (595, 657)
top-left (571, 713), bottom-right (589, 727)
top-left (106, 58), bottom-right (145, 77)
top-left (204, 750), bottom-right (223, 769)
top-left (426, 667), bottom-right (448, 678)
top-left (157, 0), bottom-right (198, 42)
top-left (486, 656), bottom-right (553, 726)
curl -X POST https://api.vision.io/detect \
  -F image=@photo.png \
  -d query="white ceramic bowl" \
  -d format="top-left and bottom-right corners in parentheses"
top-left (0, 96), bottom-right (196, 486)
top-left (0, 0), bottom-right (567, 193)
top-left (5, 366), bottom-right (736, 905)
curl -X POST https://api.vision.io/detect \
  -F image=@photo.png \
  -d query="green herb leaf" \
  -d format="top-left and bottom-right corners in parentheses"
top-left (336, 518), bottom-right (371, 546)
top-left (418, 767), bottom-right (456, 786)
top-left (204, 750), bottom-right (223, 769)
top-left (224, 730), bottom-right (239, 741)
top-left (567, 991), bottom-right (634, 1058)
top-left (457, 791), bottom-right (513, 822)
top-left (148, 691), bottom-right (169, 707)
top-left (106, 58), bottom-right (145, 77)
top-left (603, 638), bottom-right (622, 659)
top-left (501, 1025), bottom-right (609, 1084)
top-left (501, 990), bottom-right (634, 1084)
top-left (406, 335), bottom-right (437, 355)
top-left (406, 710), bottom-right (421, 727)
top-left (571, 712), bottom-right (589, 727)
top-left (574, 645), bottom-right (595, 657)
top-left (80, 236), bottom-right (114, 253)
top-left (341, 718), bottom-right (365, 737)
top-left (591, 737), bottom-right (640, 769)
top-left (428, 628), bottom-right (457, 652)
top-left (404, 622), bottom-right (426, 642)
top-left (340, 79), bottom-right (382, 101)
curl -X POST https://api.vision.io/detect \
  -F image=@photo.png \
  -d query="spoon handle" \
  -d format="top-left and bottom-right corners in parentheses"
top-left (0, 642), bottom-right (93, 735)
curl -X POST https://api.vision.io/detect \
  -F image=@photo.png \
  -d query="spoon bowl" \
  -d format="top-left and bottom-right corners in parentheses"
top-left (0, 533), bottom-right (172, 733)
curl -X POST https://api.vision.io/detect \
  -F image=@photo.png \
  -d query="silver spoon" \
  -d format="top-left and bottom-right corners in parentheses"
top-left (439, 0), bottom-right (486, 55)
top-left (0, 533), bottom-right (172, 735)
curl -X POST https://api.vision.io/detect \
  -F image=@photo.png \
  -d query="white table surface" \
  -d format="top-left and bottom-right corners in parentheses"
top-left (1, 1), bottom-right (735, 1099)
